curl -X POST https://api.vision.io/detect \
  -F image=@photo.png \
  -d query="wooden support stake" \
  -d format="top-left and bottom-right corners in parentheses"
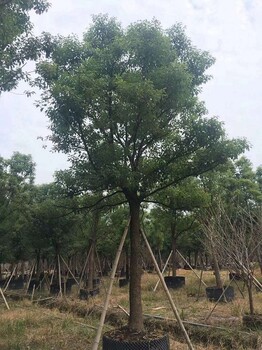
top-left (31, 284), bottom-right (35, 302)
top-left (60, 256), bottom-right (79, 286)
top-left (205, 278), bottom-right (235, 321)
top-left (32, 296), bottom-right (54, 303)
top-left (25, 262), bottom-right (35, 294)
top-left (79, 243), bottom-right (93, 288)
top-left (4, 266), bottom-right (16, 292)
top-left (177, 250), bottom-right (207, 287)
top-left (57, 255), bottom-right (62, 298)
top-left (195, 268), bottom-right (204, 302)
top-left (117, 304), bottom-right (129, 316)
top-left (49, 269), bottom-right (55, 289)
top-left (153, 250), bottom-right (173, 292)
top-left (141, 229), bottom-right (195, 350)
top-left (91, 219), bottom-right (130, 350)
top-left (0, 288), bottom-right (10, 310)
top-left (228, 270), bottom-right (245, 298)
top-left (95, 247), bottom-right (103, 280)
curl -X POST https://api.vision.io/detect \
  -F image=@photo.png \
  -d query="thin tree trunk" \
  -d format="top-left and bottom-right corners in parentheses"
top-left (172, 237), bottom-right (177, 277)
top-left (128, 199), bottom-right (143, 332)
top-left (57, 254), bottom-right (62, 297)
top-left (87, 243), bottom-right (94, 290)
top-left (158, 249), bottom-right (162, 271)
top-left (87, 209), bottom-right (100, 290)
top-left (171, 212), bottom-right (178, 277)
top-left (125, 246), bottom-right (129, 280)
top-left (21, 260), bottom-right (25, 280)
top-left (212, 251), bottom-right (223, 288)
top-left (188, 251), bottom-right (191, 266)
top-left (247, 278), bottom-right (254, 315)
top-left (194, 251), bottom-right (198, 267)
top-left (35, 250), bottom-right (41, 279)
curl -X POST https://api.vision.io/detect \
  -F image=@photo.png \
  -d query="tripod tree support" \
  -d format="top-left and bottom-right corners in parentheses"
top-left (153, 250), bottom-right (173, 292)
top-left (141, 229), bottom-right (194, 350)
top-left (176, 250), bottom-right (207, 287)
top-left (91, 219), bottom-right (130, 350)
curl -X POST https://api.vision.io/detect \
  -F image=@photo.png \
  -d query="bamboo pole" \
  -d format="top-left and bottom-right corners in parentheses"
top-left (195, 268), bottom-right (204, 302)
top-left (228, 270), bottom-right (245, 298)
top-left (79, 243), bottom-right (93, 288)
top-left (144, 314), bottom-right (252, 334)
top-left (49, 269), bottom-right (55, 288)
top-left (25, 262), bottom-right (35, 294)
top-left (57, 255), bottom-right (62, 297)
top-left (4, 266), bottom-right (16, 292)
top-left (44, 272), bottom-right (50, 291)
top-left (117, 304), bottom-right (129, 316)
top-left (177, 250), bottom-right (207, 287)
top-left (0, 288), bottom-right (10, 310)
top-left (31, 284), bottom-right (35, 302)
top-left (95, 247), bottom-right (103, 280)
top-left (141, 229), bottom-right (195, 350)
top-left (205, 278), bottom-right (235, 321)
top-left (95, 247), bottom-right (107, 294)
top-left (116, 305), bottom-right (252, 334)
top-left (91, 219), bottom-right (130, 350)
top-left (153, 250), bottom-right (173, 292)
top-left (32, 296), bottom-right (54, 303)
top-left (240, 264), bottom-right (262, 291)
top-left (60, 256), bottom-right (79, 286)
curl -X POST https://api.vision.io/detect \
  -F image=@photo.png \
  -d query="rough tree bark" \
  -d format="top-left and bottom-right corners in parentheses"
top-left (128, 197), bottom-right (143, 332)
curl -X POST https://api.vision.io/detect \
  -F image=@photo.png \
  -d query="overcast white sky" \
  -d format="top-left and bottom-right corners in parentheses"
top-left (1, 0), bottom-right (262, 184)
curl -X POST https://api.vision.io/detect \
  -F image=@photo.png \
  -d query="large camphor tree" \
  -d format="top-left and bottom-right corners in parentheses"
top-left (35, 15), bottom-right (248, 332)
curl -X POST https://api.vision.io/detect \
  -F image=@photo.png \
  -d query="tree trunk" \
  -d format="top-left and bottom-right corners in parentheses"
top-left (87, 209), bottom-right (100, 290)
top-left (157, 249), bottom-right (162, 271)
top-left (125, 246), bottom-right (130, 280)
top-left (35, 250), bottom-right (41, 279)
top-left (188, 251), bottom-right (191, 266)
top-left (55, 246), bottom-right (60, 281)
top-left (87, 243), bottom-right (94, 290)
top-left (212, 251), bottom-right (223, 288)
top-left (194, 251), bottom-right (198, 267)
top-left (128, 198), bottom-right (143, 332)
top-left (172, 237), bottom-right (177, 277)
top-left (247, 277), bottom-right (254, 315)
top-left (171, 212), bottom-right (178, 277)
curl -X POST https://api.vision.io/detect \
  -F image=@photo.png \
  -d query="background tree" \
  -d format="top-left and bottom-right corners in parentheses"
top-left (35, 15), bottom-right (248, 333)
top-left (0, 0), bottom-right (50, 93)
top-left (28, 182), bottom-right (81, 280)
top-left (0, 152), bottom-right (35, 266)
top-left (97, 205), bottom-right (129, 276)
top-left (201, 202), bottom-right (262, 316)
top-left (149, 178), bottom-right (209, 276)
top-left (200, 157), bottom-right (262, 288)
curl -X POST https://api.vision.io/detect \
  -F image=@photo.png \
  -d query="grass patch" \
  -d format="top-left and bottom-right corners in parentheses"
top-left (1, 268), bottom-right (262, 349)
top-left (0, 300), bottom-right (97, 350)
